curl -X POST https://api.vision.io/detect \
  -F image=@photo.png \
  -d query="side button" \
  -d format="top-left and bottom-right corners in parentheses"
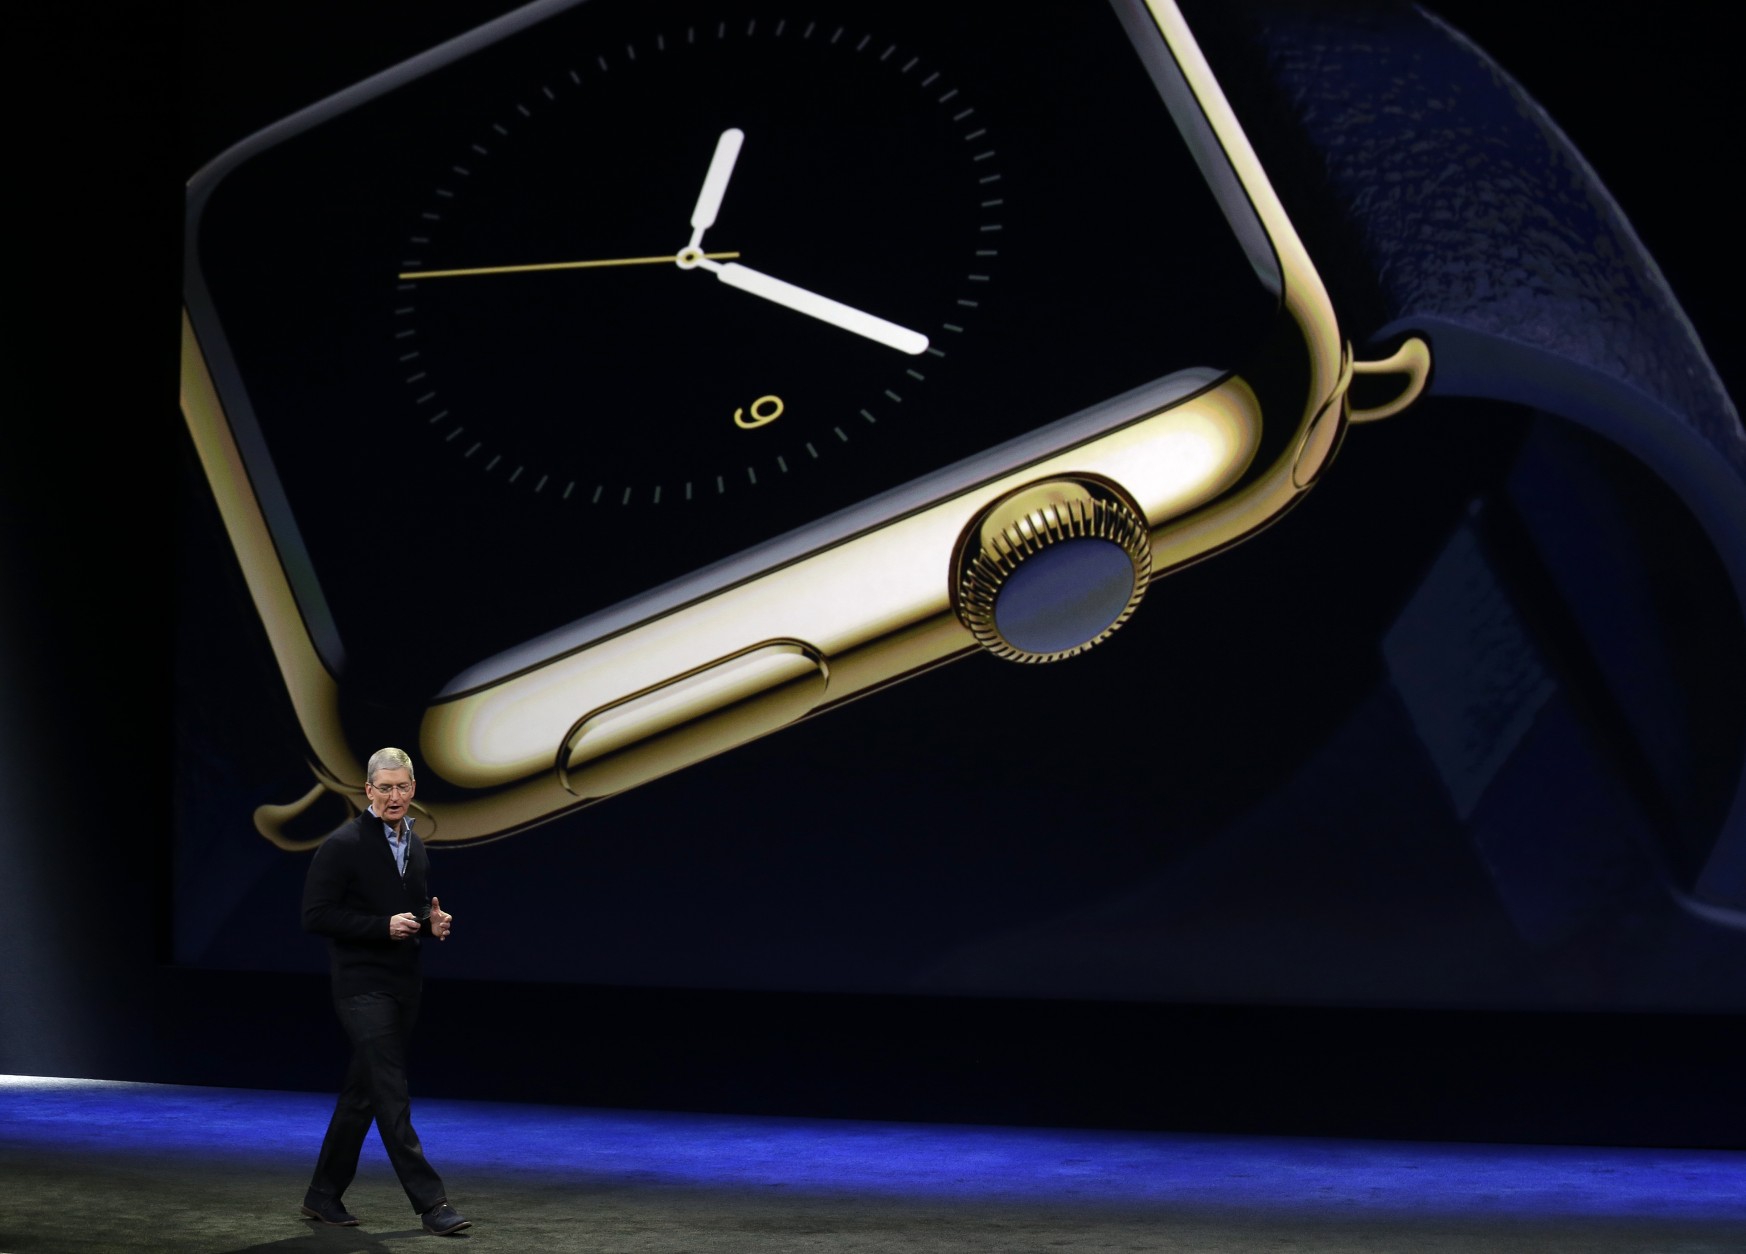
top-left (558, 641), bottom-right (828, 800)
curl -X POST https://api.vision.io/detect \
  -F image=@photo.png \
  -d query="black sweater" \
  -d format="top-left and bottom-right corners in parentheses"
top-left (302, 811), bottom-right (433, 998)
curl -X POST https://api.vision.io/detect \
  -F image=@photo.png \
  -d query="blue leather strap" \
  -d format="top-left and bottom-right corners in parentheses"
top-left (1187, 2), bottom-right (1746, 913)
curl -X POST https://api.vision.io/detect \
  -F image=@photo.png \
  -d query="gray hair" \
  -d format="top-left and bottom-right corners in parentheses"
top-left (365, 746), bottom-right (416, 785)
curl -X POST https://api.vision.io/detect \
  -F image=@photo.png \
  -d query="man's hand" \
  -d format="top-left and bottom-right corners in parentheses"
top-left (388, 912), bottom-right (421, 941)
top-left (430, 896), bottom-right (454, 941)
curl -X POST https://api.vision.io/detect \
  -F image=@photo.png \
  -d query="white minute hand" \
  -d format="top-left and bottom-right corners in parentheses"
top-left (702, 258), bottom-right (930, 356)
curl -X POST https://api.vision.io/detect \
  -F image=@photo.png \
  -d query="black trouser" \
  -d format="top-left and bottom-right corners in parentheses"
top-left (308, 987), bottom-right (445, 1214)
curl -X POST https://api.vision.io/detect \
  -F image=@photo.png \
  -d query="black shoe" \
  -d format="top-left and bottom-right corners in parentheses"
top-left (300, 1194), bottom-right (359, 1226)
top-left (421, 1202), bottom-right (472, 1235)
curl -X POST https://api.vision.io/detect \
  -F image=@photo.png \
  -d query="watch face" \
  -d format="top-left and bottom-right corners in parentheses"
top-left (188, 0), bottom-right (1278, 701)
top-left (402, 23), bottom-right (996, 506)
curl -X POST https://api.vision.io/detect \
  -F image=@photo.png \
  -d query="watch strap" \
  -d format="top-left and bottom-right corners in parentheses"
top-left (1182, 0), bottom-right (1746, 913)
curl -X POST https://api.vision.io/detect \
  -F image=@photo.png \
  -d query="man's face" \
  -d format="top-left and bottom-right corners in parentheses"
top-left (366, 766), bottom-right (416, 827)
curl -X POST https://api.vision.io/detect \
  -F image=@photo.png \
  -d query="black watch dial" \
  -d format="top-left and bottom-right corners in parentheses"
top-left (398, 19), bottom-right (999, 506)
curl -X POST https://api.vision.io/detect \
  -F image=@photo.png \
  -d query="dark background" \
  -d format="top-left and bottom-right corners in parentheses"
top-left (4, 2), bottom-right (1743, 1147)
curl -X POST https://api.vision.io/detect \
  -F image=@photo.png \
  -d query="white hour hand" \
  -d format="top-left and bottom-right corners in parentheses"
top-left (710, 260), bottom-right (929, 355)
top-left (688, 128), bottom-right (745, 251)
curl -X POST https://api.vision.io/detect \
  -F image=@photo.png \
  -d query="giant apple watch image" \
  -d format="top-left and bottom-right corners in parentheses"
top-left (178, 0), bottom-right (1746, 1009)
top-left (183, 0), bottom-right (1348, 846)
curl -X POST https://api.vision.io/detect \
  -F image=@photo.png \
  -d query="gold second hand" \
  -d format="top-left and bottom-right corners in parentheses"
top-left (398, 252), bottom-right (740, 280)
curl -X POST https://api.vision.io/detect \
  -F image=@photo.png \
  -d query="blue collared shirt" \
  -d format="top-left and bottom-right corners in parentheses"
top-left (369, 805), bottom-right (413, 879)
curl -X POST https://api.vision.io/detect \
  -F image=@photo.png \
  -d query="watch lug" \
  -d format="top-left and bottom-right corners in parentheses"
top-left (1347, 335), bottom-right (1433, 424)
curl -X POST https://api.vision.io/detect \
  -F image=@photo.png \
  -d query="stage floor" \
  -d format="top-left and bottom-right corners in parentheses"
top-left (2, 1076), bottom-right (1743, 1253)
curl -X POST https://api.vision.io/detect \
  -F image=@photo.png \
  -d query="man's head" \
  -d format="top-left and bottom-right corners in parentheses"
top-left (364, 746), bottom-right (416, 826)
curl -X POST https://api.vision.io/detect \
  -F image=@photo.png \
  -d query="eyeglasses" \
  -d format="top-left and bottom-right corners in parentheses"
top-left (368, 781), bottom-right (415, 796)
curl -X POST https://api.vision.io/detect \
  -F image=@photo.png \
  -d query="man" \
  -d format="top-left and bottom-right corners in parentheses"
top-left (299, 746), bottom-right (470, 1235)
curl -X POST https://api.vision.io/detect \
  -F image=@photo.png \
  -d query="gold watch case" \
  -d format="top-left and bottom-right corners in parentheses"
top-left (179, 0), bottom-right (1427, 847)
